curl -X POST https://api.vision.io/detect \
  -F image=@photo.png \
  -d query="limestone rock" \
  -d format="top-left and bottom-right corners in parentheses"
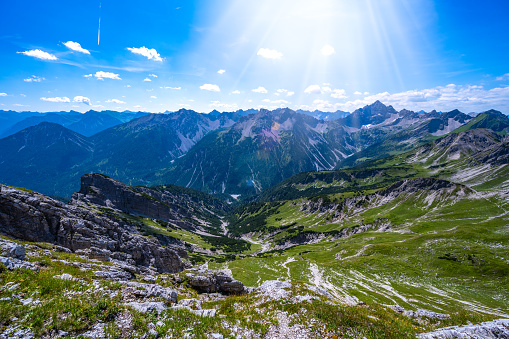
top-left (0, 238), bottom-right (25, 260)
top-left (188, 269), bottom-right (247, 295)
top-left (0, 184), bottom-right (185, 274)
top-left (125, 282), bottom-right (177, 303)
top-left (126, 301), bottom-right (167, 313)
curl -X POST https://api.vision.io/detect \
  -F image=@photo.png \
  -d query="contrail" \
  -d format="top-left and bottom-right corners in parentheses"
top-left (97, 1), bottom-right (101, 45)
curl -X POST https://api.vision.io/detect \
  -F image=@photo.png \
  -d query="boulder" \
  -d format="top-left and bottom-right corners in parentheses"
top-left (0, 238), bottom-right (25, 260)
top-left (188, 269), bottom-right (247, 295)
top-left (125, 282), bottom-right (177, 303)
top-left (126, 301), bottom-right (167, 313)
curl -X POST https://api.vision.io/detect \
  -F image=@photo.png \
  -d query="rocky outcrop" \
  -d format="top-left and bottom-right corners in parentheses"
top-left (0, 184), bottom-right (185, 273)
top-left (71, 174), bottom-right (198, 231)
top-left (418, 319), bottom-right (509, 339)
top-left (186, 268), bottom-right (247, 295)
top-left (0, 238), bottom-right (25, 260)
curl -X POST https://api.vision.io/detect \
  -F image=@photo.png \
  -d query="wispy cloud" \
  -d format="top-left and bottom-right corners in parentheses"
top-left (161, 86), bottom-right (181, 90)
top-left (200, 84), bottom-right (220, 92)
top-left (63, 41), bottom-right (90, 54)
top-left (40, 96), bottom-right (70, 102)
top-left (127, 47), bottom-right (163, 61)
top-left (210, 101), bottom-right (239, 110)
top-left (217, 69), bottom-right (226, 74)
top-left (143, 78), bottom-right (151, 82)
top-left (0, 93), bottom-right (7, 96)
top-left (18, 49), bottom-right (57, 61)
top-left (257, 48), bottom-right (283, 60)
top-left (496, 73), bottom-right (509, 81)
top-left (231, 90), bottom-right (241, 94)
top-left (106, 99), bottom-right (125, 104)
top-left (149, 74), bottom-right (158, 77)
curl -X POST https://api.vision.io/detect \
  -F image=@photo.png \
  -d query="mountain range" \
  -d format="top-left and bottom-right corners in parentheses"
top-left (0, 101), bottom-right (507, 199)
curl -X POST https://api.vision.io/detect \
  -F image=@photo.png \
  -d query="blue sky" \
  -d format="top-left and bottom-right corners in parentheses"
top-left (0, 0), bottom-right (508, 114)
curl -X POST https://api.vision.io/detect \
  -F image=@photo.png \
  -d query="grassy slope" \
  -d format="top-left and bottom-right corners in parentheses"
top-left (215, 177), bottom-right (509, 317)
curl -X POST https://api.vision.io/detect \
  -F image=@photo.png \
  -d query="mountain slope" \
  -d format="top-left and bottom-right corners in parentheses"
top-left (88, 109), bottom-right (240, 186)
top-left (336, 109), bottom-right (473, 169)
top-left (155, 108), bottom-right (357, 197)
top-left (0, 122), bottom-right (94, 196)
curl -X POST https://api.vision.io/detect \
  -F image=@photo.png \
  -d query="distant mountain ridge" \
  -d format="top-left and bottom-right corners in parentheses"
top-left (0, 110), bottom-right (149, 138)
top-left (0, 102), bottom-right (507, 199)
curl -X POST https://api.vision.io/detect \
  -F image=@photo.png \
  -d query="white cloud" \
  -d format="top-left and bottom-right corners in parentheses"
top-left (354, 91), bottom-right (362, 95)
top-left (18, 49), bottom-right (57, 61)
top-left (0, 93), bottom-right (7, 96)
top-left (200, 84), bottom-right (220, 92)
top-left (63, 41), bottom-right (90, 54)
top-left (125, 85), bottom-right (131, 88)
top-left (106, 99), bottom-right (125, 104)
top-left (143, 78), bottom-right (151, 82)
top-left (322, 86), bottom-right (332, 93)
top-left (40, 96), bottom-right (70, 103)
top-left (93, 71), bottom-right (121, 80)
top-left (210, 101), bottom-right (239, 111)
top-left (151, 96), bottom-right (157, 99)
top-left (149, 74), bottom-right (158, 77)
top-left (231, 90), bottom-right (241, 94)
top-left (20, 94), bottom-right (26, 97)
top-left (127, 46), bottom-right (163, 61)
top-left (331, 89), bottom-right (347, 99)
top-left (304, 85), bottom-right (323, 94)
top-left (217, 69), bottom-right (226, 74)
top-left (263, 99), bottom-right (289, 105)
top-left (321, 45), bottom-right (335, 56)
top-left (73, 96), bottom-right (91, 105)
top-left (313, 99), bottom-right (334, 110)
top-left (134, 105), bottom-right (142, 108)
top-left (275, 89), bottom-right (294, 97)
top-left (334, 84), bottom-right (509, 113)
top-left (252, 86), bottom-right (268, 94)
top-left (496, 73), bottom-right (509, 81)
top-left (161, 86), bottom-right (181, 90)
top-left (84, 74), bottom-right (93, 78)
top-left (257, 48), bottom-right (283, 60)
top-left (24, 75), bottom-right (45, 83)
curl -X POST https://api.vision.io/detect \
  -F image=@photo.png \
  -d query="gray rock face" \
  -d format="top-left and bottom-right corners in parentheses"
top-left (418, 318), bottom-right (509, 339)
top-left (257, 280), bottom-right (292, 300)
top-left (94, 269), bottom-right (134, 281)
top-left (71, 174), bottom-right (195, 230)
top-left (188, 269), bottom-right (247, 295)
top-left (125, 282), bottom-right (177, 303)
top-left (126, 301), bottom-right (167, 313)
top-left (0, 184), bottom-right (185, 274)
top-left (0, 238), bottom-right (25, 260)
top-left (0, 256), bottom-right (38, 271)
